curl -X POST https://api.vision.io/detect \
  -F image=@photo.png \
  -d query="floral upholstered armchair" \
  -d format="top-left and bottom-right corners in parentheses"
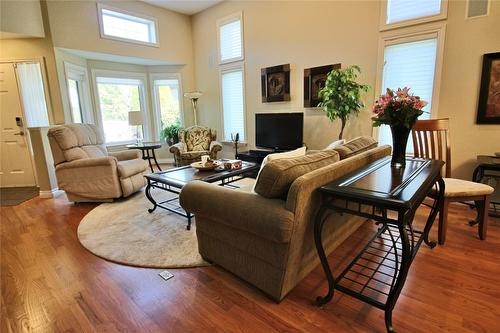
top-left (169, 126), bottom-right (222, 166)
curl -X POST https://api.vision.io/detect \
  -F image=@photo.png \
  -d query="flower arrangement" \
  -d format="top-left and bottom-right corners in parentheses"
top-left (371, 87), bottom-right (427, 128)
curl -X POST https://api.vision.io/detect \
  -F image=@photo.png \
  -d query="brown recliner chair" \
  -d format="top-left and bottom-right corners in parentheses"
top-left (47, 124), bottom-right (148, 202)
top-left (169, 125), bottom-right (222, 166)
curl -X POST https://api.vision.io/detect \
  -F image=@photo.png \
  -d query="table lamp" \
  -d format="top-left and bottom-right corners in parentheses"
top-left (128, 111), bottom-right (143, 144)
top-left (184, 91), bottom-right (203, 125)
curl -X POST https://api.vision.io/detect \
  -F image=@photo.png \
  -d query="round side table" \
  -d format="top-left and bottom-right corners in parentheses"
top-left (126, 142), bottom-right (163, 173)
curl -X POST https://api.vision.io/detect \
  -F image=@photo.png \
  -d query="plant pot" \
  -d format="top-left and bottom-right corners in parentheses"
top-left (390, 125), bottom-right (411, 168)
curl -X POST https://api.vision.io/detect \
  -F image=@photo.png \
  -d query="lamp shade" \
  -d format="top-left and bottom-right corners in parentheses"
top-left (128, 111), bottom-right (143, 126)
top-left (184, 91), bottom-right (203, 99)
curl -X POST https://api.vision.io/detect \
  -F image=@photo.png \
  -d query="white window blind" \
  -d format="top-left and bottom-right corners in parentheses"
top-left (15, 63), bottom-right (49, 127)
top-left (218, 18), bottom-right (243, 63)
top-left (387, 0), bottom-right (442, 24)
top-left (378, 38), bottom-right (437, 151)
top-left (99, 6), bottom-right (157, 45)
top-left (221, 69), bottom-right (245, 141)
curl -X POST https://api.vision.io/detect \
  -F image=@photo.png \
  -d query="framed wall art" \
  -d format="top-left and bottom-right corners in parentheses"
top-left (261, 64), bottom-right (290, 103)
top-left (304, 63), bottom-right (341, 108)
top-left (477, 52), bottom-right (500, 124)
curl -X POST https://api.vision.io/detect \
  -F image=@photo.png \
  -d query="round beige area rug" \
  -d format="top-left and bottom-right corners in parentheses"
top-left (78, 188), bottom-right (209, 268)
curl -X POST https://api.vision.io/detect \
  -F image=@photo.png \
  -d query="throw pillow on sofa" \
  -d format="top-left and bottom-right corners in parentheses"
top-left (254, 150), bottom-right (340, 199)
top-left (325, 139), bottom-right (346, 150)
top-left (253, 146), bottom-right (307, 190)
top-left (333, 136), bottom-right (377, 159)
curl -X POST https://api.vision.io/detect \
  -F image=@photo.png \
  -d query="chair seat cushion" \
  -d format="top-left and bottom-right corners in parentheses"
top-left (438, 178), bottom-right (494, 197)
top-left (180, 151), bottom-right (209, 159)
top-left (117, 159), bottom-right (147, 178)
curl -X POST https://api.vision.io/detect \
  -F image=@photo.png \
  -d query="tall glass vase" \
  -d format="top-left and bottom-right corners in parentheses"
top-left (390, 125), bottom-right (411, 168)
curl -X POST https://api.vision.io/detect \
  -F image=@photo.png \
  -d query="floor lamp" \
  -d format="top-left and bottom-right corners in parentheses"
top-left (184, 91), bottom-right (203, 126)
top-left (128, 111), bottom-right (143, 144)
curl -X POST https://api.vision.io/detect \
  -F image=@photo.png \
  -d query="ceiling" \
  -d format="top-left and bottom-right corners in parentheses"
top-left (141, 0), bottom-right (223, 15)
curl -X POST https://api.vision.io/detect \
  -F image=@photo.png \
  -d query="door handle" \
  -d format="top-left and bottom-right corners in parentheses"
top-left (14, 131), bottom-right (25, 136)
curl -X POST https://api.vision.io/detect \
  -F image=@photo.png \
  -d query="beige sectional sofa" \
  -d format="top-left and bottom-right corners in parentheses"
top-left (180, 137), bottom-right (391, 302)
top-left (48, 124), bottom-right (148, 202)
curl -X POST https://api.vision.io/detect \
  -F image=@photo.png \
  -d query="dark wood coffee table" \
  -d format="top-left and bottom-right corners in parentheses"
top-left (144, 161), bottom-right (259, 230)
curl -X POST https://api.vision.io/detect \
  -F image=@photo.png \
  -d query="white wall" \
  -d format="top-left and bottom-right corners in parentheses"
top-left (192, 0), bottom-right (500, 178)
top-left (192, 1), bottom-right (381, 158)
top-left (0, 0), bottom-right (45, 38)
top-left (46, 0), bottom-right (197, 126)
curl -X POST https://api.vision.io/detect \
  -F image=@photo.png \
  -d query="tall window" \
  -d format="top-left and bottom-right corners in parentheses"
top-left (381, 0), bottom-right (447, 30)
top-left (97, 4), bottom-right (158, 46)
top-left (64, 62), bottom-right (92, 124)
top-left (151, 75), bottom-right (182, 137)
top-left (218, 12), bottom-right (246, 142)
top-left (95, 75), bottom-right (147, 144)
top-left (221, 66), bottom-right (245, 141)
top-left (378, 35), bottom-right (440, 151)
top-left (217, 12), bottom-right (244, 64)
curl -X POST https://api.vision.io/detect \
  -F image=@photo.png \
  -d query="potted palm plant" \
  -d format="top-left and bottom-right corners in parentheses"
top-left (318, 65), bottom-right (370, 139)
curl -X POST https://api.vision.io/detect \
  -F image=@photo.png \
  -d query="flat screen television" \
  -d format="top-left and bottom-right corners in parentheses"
top-left (255, 113), bottom-right (303, 150)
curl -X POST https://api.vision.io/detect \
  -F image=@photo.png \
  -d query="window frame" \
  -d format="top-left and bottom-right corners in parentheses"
top-left (97, 3), bottom-right (160, 47)
top-left (373, 22), bottom-right (446, 142)
top-left (379, 0), bottom-right (448, 31)
top-left (150, 72), bottom-right (184, 142)
top-left (63, 61), bottom-right (93, 124)
top-left (219, 62), bottom-right (247, 143)
top-left (216, 11), bottom-right (244, 65)
top-left (91, 69), bottom-right (151, 146)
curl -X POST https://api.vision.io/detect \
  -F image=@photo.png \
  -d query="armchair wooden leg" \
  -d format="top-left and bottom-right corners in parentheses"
top-left (479, 196), bottom-right (489, 240)
top-left (438, 198), bottom-right (450, 245)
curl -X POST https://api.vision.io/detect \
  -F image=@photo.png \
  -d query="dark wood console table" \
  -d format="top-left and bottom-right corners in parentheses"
top-left (314, 156), bottom-right (445, 333)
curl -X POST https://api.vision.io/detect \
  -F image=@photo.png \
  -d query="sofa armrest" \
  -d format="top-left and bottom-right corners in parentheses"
top-left (169, 142), bottom-right (186, 154)
top-left (179, 181), bottom-right (295, 243)
top-left (108, 150), bottom-right (141, 161)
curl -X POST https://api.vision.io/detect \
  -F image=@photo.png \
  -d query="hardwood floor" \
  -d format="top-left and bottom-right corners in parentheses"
top-left (1, 194), bottom-right (499, 333)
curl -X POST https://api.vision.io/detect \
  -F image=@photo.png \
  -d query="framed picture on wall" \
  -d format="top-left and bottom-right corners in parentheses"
top-left (304, 63), bottom-right (341, 108)
top-left (476, 52), bottom-right (500, 124)
top-left (261, 64), bottom-right (290, 103)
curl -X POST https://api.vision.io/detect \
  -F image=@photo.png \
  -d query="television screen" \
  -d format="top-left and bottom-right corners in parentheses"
top-left (255, 113), bottom-right (303, 150)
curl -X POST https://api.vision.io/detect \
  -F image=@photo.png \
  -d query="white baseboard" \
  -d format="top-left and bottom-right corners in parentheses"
top-left (39, 188), bottom-right (63, 198)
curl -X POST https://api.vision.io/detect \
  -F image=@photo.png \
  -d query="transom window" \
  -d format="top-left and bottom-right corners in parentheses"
top-left (381, 0), bottom-right (447, 30)
top-left (98, 4), bottom-right (158, 46)
top-left (217, 12), bottom-right (243, 64)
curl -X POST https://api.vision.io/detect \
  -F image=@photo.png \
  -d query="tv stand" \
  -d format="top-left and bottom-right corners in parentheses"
top-left (236, 149), bottom-right (290, 178)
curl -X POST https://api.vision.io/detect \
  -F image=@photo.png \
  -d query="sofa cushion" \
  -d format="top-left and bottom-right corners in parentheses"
top-left (117, 159), bottom-right (147, 178)
top-left (254, 150), bottom-right (340, 199)
top-left (333, 136), bottom-right (377, 159)
top-left (254, 147), bottom-right (307, 188)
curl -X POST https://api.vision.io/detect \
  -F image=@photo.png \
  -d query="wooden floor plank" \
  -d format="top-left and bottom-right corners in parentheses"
top-left (1, 194), bottom-right (500, 332)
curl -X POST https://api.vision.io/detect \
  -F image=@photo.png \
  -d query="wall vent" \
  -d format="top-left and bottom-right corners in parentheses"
top-left (466, 0), bottom-right (489, 18)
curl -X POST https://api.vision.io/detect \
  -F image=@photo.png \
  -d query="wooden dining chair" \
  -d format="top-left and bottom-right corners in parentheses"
top-left (412, 118), bottom-right (494, 245)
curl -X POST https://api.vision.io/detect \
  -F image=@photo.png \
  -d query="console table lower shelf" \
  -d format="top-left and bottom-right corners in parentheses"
top-left (313, 156), bottom-right (445, 333)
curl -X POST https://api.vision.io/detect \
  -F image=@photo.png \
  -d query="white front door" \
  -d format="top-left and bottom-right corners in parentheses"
top-left (0, 63), bottom-right (36, 187)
